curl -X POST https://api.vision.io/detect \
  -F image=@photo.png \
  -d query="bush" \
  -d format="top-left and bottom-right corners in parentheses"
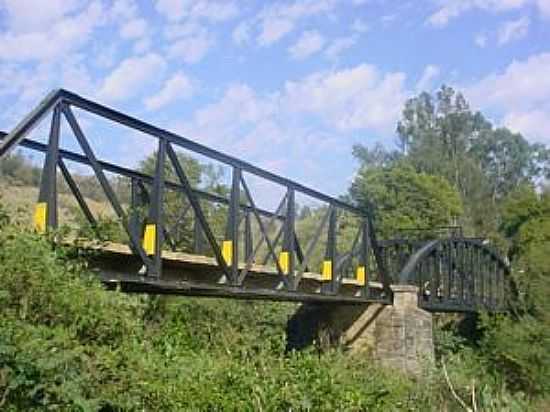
top-left (0, 220), bottom-right (544, 410)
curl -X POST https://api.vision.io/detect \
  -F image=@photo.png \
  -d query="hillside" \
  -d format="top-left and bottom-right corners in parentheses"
top-left (0, 184), bottom-right (114, 227)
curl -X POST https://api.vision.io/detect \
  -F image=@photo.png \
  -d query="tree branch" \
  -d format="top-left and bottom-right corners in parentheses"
top-left (442, 358), bottom-right (473, 412)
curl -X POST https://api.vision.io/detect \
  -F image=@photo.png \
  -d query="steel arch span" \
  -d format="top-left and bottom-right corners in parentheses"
top-left (395, 238), bottom-right (513, 312)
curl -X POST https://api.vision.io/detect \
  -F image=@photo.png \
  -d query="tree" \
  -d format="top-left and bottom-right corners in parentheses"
top-left (0, 151), bottom-right (41, 186)
top-left (350, 164), bottom-right (463, 238)
top-left (366, 85), bottom-right (550, 236)
top-left (470, 128), bottom-right (548, 201)
top-left (396, 86), bottom-right (490, 192)
top-left (351, 142), bottom-right (402, 170)
top-left (478, 185), bottom-right (550, 397)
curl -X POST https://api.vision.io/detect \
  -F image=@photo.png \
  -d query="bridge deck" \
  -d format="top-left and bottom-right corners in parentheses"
top-left (81, 241), bottom-right (385, 304)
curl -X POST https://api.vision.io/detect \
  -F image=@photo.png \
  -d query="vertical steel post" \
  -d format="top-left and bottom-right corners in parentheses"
top-left (224, 167), bottom-right (241, 285)
top-left (194, 214), bottom-right (205, 254)
top-left (359, 219), bottom-right (369, 297)
top-left (446, 241), bottom-right (453, 300)
top-left (282, 187), bottom-right (295, 289)
top-left (322, 206), bottom-right (337, 293)
top-left (430, 248), bottom-right (438, 303)
top-left (35, 105), bottom-right (61, 233)
top-left (144, 138), bottom-right (166, 277)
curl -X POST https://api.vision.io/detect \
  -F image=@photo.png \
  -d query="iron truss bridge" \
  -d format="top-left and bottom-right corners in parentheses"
top-left (0, 89), bottom-right (513, 312)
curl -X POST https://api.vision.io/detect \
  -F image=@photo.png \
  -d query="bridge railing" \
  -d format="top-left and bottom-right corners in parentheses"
top-left (0, 89), bottom-right (392, 303)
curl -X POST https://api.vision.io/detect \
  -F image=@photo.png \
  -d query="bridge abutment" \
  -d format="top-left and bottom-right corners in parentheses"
top-left (286, 285), bottom-right (434, 376)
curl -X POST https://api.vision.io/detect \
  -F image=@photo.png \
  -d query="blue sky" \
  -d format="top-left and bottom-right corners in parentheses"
top-left (1, 0), bottom-right (549, 202)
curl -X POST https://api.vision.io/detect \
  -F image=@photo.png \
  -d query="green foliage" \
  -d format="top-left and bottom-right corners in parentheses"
top-left (0, 196), bottom-right (9, 228)
top-left (0, 223), bottom-right (422, 410)
top-left (480, 314), bottom-right (550, 396)
top-left (75, 212), bottom-right (129, 243)
top-left (0, 151), bottom-right (41, 186)
top-left (349, 85), bottom-right (550, 408)
top-left (396, 86), bottom-right (547, 201)
top-left (356, 85), bottom-right (549, 237)
top-left (467, 184), bottom-right (550, 399)
top-left (1, 221), bottom-right (537, 410)
top-left (500, 185), bottom-right (545, 238)
top-left (350, 164), bottom-right (463, 238)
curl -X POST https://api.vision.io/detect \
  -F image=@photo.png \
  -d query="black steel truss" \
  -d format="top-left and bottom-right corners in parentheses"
top-left (0, 89), bottom-right (391, 305)
top-left (0, 89), bottom-right (514, 311)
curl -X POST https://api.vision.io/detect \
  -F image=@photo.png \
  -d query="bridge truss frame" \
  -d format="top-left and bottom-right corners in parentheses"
top-left (0, 89), bottom-right (516, 311)
top-left (0, 89), bottom-right (394, 305)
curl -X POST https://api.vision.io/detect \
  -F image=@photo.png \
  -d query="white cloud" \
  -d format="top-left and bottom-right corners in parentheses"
top-left (352, 18), bottom-right (369, 33)
top-left (164, 21), bottom-right (201, 39)
top-left (168, 34), bottom-right (214, 64)
top-left (195, 84), bottom-right (276, 129)
top-left (177, 83), bottom-right (286, 170)
top-left (165, 22), bottom-right (215, 64)
top-left (155, 0), bottom-right (239, 22)
top-left (144, 72), bottom-right (194, 110)
top-left (0, 55), bottom-right (99, 128)
top-left (504, 110), bottom-right (550, 143)
top-left (109, 0), bottom-right (139, 21)
top-left (427, 0), bottom-right (530, 28)
top-left (256, 0), bottom-right (337, 46)
top-left (232, 21), bottom-right (251, 46)
top-left (98, 53), bottom-right (166, 102)
top-left (475, 33), bottom-right (487, 47)
top-left (466, 52), bottom-right (550, 142)
top-left (467, 52), bottom-right (550, 109)
top-left (0, 0), bottom-right (83, 33)
top-left (120, 18), bottom-right (147, 39)
top-left (324, 35), bottom-right (358, 60)
top-left (257, 18), bottom-right (294, 46)
top-left (186, 63), bottom-right (407, 151)
top-left (381, 14), bottom-right (397, 25)
top-left (416, 65), bottom-right (441, 92)
top-left (288, 30), bottom-right (325, 60)
top-left (283, 64), bottom-right (407, 133)
top-left (538, 0), bottom-right (550, 17)
top-left (498, 16), bottom-right (530, 45)
top-left (0, 2), bottom-right (105, 62)
top-left (133, 37), bottom-right (152, 54)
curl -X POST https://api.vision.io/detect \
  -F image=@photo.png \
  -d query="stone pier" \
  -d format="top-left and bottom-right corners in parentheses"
top-left (286, 285), bottom-right (434, 375)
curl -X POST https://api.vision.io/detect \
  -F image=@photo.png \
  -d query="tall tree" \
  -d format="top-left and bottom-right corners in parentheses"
top-left (471, 128), bottom-right (549, 201)
top-left (350, 164), bottom-right (463, 238)
top-left (392, 85), bottom-right (549, 235)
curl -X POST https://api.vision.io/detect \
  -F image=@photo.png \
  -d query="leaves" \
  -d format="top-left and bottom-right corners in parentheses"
top-left (350, 164), bottom-right (463, 238)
